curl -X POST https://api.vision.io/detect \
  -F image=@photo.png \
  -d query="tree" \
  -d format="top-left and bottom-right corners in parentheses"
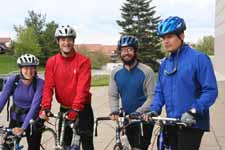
top-left (13, 10), bottom-right (58, 66)
top-left (39, 21), bottom-right (58, 65)
top-left (14, 26), bottom-right (42, 56)
top-left (193, 35), bottom-right (214, 55)
top-left (117, 0), bottom-right (164, 71)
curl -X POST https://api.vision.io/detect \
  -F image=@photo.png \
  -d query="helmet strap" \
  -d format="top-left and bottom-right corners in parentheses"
top-left (20, 71), bottom-right (37, 80)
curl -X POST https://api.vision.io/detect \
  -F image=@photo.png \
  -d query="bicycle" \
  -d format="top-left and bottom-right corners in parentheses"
top-left (148, 116), bottom-right (187, 150)
top-left (95, 112), bottom-right (149, 150)
top-left (0, 125), bottom-right (25, 150)
top-left (30, 110), bottom-right (80, 150)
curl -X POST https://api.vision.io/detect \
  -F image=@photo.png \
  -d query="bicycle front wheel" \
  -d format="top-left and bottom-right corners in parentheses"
top-left (40, 128), bottom-right (57, 150)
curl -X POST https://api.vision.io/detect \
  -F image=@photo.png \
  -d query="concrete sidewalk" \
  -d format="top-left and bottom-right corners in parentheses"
top-left (92, 81), bottom-right (225, 150)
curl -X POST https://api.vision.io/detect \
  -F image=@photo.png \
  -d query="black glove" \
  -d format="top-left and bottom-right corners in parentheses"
top-left (147, 111), bottom-right (158, 118)
top-left (110, 111), bottom-right (120, 116)
top-left (129, 112), bottom-right (141, 119)
top-left (181, 111), bottom-right (196, 127)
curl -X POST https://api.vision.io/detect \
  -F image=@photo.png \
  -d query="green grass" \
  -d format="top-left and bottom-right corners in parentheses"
top-left (91, 75), bottom-right (109, 87)
top-left (0, 55), bottom-right (45, 74)
top-left (0, 55), bottom-right (18, 74)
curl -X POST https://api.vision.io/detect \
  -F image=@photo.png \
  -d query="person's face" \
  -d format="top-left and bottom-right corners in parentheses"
top-left (20, 66), bottom-right (36, 80)
top-left (58, 37), bottom-right (75, 55)
top-left (161, 33), bottom-right (184, 52)
top-left (120, 46), bottom-right (136, 65)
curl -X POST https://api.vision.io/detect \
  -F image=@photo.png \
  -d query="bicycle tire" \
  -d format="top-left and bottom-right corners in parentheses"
top-left (40, 128), bottom-right (57, 150)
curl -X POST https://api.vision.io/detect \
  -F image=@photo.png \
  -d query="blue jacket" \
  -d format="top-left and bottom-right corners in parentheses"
top-left (150, 44), bottom-right (218, 131)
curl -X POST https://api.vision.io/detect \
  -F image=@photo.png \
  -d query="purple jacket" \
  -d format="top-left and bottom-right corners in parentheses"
top-left (0, 75), bottom-right (44, 129)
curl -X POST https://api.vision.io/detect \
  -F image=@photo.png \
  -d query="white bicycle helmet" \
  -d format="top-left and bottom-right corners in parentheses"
top-left (17, 54), bottom-right (39, 67)
top-left (55, 25), bottom-right (76, 39)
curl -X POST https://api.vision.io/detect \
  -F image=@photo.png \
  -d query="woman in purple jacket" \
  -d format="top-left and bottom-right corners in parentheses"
top-left (0, 54), bottom-right (43, 150)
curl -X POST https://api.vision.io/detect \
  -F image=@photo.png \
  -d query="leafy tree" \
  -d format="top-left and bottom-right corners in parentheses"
top-left (14, 26), bottom-right (41, 56)
top-left (117, 0), bottom-right (164, 71)
top-left (39, 21), bottom-right (58, 65)
top-left (13, 10), bottom-right (58, 65)
top-left (193, 35), bottom-right (214, 55)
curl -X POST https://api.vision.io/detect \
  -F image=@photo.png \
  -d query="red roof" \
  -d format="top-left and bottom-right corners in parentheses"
top-left (75, 44), bottom-right (116, 56)
top-left (0, 37), bottom-right (11, 44)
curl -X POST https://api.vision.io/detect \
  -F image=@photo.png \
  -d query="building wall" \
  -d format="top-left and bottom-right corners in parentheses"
top-left (215, 0), bottom-right (225, 75)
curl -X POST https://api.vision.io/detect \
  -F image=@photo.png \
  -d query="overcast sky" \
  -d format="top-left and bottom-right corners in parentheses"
top-left (0, 0), bottom-right (215, 44)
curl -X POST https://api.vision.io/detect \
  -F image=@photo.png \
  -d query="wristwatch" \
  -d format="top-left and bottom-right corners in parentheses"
top-left (190, 108), bottom-right (197, 114)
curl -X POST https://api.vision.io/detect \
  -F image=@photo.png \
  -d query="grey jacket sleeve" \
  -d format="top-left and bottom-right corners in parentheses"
top-left (136, 64), bottom-right (155, 113)
top-left (108, 68), bottom-right (120, 113)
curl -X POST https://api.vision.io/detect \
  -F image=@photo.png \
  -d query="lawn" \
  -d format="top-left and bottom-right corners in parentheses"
top-left (91, 75), bottom-right (109, 87)
top-left (0, 55), bottom-right (18, 74)
top-left (0, 55), bottom-right (45, 75)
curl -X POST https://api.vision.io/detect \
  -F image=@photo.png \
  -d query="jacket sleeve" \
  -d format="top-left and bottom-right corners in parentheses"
top-left (0, 76), bottom-right (15, 112)
top-left (136, 68), bottom-right (155, 113)
top-left (72, 58), bottom-right (91, 111)
top-left (191, 54), bottom-right (218, 115)
top-left (108, 69), bottom-right (120, 113)
top-left (149, 63), bottom-right (165, 114)
top-left (41, 58), bottom-right (55, 110)
top-left (22, 79), bottom-right (43, 129)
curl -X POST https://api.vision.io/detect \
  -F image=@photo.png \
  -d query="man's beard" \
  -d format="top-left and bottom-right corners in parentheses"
top-left (121, 54), bottom-right (137, 65)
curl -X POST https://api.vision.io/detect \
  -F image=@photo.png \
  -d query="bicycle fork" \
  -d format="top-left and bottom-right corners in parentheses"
top-left (59, 118), bottom-right (80, 150)
top-left (70, 118), bottom-right (80, 150)
top-left (158, 126), bottom-right (172, 150)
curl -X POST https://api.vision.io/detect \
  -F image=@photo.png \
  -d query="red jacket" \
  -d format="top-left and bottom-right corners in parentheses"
top-left (41, 52), bottom-right (92, 111)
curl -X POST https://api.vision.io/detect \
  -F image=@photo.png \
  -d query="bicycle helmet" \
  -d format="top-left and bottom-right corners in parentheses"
top-left (157, 16), bottom-right (186, 37)
top-left (17, 54), bottom-right (39, 67)
top-left (117, 35), bottom-right (139, 50)
top-left (55, 25), bottom-right (76, 39)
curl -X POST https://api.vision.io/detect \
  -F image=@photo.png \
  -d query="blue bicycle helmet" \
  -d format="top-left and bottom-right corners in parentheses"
top-left (117, 35), bottom-right (139, 50)
top-left (157, 16), bottom-right (186, 37)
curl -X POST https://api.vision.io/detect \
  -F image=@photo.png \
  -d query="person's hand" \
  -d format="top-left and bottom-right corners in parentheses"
top-left (12, 127), bottom-right (24, 136)
top-left (129, 112), bottom-right (141, 119)
top-left (39, 109), bottom-right (50, 120)
top-left (143, 111), bottom-right (158, 122)
top-left (181, 111), bottom-right (196, 127)
top-left (110, 111), bottom-right (120, 121)
top-left (65, 110), bottom-right (78, 121)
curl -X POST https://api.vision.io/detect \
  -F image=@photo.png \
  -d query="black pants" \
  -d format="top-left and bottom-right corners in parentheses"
top-left (8, 119), bottom-right (41, 150)
top-left (161, 125), bottom-right (204, 150)
top-left (125, 122), bottom-right (154, 150)
top-left (58, 104), bottom-right (94, 150)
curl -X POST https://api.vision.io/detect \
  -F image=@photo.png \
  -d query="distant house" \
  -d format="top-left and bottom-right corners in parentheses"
top-left (75, 44), bottom-right (117, 56)
top-left (0, 44), bottom-right (7, 54)
top-left (0, 37), bottom-right (11, 54)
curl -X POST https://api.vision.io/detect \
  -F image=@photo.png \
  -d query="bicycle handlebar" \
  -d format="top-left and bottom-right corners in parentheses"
top-left (152, 116), bottom-right (180, 122)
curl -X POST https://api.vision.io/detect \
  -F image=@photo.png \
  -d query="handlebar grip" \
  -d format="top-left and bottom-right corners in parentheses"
top-left (94, 116), bottom-right (111, 137)
top-left (96, 117), bottom-right (111, 121)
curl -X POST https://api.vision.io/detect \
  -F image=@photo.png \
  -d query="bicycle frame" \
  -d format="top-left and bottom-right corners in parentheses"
top-left (31, 111), bottom-right (80, 150)
top-left (0, 126), bottom-right (24, 150)
top-left (95, 114), bottom-right (146, 150)
top-left (59, 112), bottom-right (80, 150)
top-left (151, 116), bottom-right (187, 150)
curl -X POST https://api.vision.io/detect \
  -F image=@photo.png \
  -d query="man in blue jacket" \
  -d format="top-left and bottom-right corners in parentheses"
top-left (146, 16), bottom-right (218, 150)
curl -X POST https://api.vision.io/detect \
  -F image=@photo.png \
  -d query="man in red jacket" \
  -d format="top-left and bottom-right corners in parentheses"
top-left (39, 25), bottom-right (94, 150)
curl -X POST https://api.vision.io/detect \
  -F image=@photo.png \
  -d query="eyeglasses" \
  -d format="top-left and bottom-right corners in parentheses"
top-left (120, 47), bottom-right (134, 53)
top-left (164, 65), bottom-right (177, 75)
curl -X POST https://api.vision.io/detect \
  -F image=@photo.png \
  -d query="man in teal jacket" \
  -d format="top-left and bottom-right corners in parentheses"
top-left (147, 16), bottom-right (218, 150)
